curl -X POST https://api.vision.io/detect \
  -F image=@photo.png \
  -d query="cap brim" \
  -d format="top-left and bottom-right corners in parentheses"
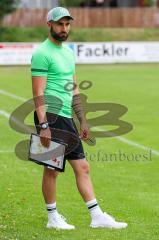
top-left (54, 15), bottom-right (74, 21)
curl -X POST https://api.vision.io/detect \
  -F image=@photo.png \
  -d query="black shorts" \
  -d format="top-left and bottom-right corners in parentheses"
top-left (34, 111), bottom-right (85, 161)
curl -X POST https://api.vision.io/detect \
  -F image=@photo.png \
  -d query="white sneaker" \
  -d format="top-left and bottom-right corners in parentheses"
top-left (90, 212), bottom-right (128, 229)
top-left (47, 213), bottom-right (75, 230)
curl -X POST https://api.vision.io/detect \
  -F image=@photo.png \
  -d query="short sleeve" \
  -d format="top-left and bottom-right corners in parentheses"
top-left (70, 48), bottom-right (76, 75)
top-left (31, 50), bottom-right (49, 77)
top-left (73, 55), bottom-right (76, 75)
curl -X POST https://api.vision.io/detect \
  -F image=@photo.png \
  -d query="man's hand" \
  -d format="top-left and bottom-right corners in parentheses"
top-left (40, 128), bottom-right (51, 148)
top-left (80, 121), bottom-right (89, 140)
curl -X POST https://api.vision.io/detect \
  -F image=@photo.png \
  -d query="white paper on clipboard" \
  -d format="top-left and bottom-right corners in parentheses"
top-left (28, 133), bottom-right (67, 172)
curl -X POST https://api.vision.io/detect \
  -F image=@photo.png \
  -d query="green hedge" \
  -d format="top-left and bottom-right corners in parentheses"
top-left (60, 0), bottom-right (82, 7)
top-left (1, 27), bottom-right (159, 42)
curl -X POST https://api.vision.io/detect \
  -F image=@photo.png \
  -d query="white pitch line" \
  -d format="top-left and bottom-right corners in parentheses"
top-left (0, 89), bottom-right (27, 102)
top-left (0, 110), bottom-right (10, 119)
top-left (94, 127), bottom-right (159, 156)
top-left (0, 150), bottom-right (14, 153)
top-left (0, 109), bottom-right (32, 133)
top-left (117, 136), bottom-right (159, 156)
top-left (0, 89), bottom-right (159, 157)
top-left (0, 109), bottom-right (31, 154)
top-left (0, 110), bottom-right (14, 154)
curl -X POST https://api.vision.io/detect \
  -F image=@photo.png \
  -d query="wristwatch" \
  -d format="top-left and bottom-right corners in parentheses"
top-left (39, 121), bottom-right (49, 130)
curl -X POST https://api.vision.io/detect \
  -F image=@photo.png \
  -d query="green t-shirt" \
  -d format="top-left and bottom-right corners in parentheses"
top-left (31, 38), bottom-right (75, 118)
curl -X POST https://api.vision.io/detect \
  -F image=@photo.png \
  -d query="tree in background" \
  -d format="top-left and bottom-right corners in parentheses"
top-left (144, 0), bottom-right (155, 6)
top-left (0, 0), bottom-right (19, 24)
top-left (60, 0), bottom-right (82, 7)
top-left (60, 0), bottom-right (156, 7)
top-left (140, 0), bottom-right (156, 6)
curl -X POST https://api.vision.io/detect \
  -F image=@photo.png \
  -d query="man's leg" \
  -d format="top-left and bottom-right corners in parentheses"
top-left (68, 159), bottom-right (95, 202)
top-left (42, 166), bottom-right (75, 230)
top-left (42, 167), bottom-right (58, 223)
top-left (42, 166), bottom-right (59, 204)
top-left (69, 159), bottom-right (103, 217)
top-left (69, 159), bottom-right (128, 229)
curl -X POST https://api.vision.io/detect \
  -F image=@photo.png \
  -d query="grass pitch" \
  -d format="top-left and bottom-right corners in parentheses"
top-left (0, 64), bottom-right (159, 240)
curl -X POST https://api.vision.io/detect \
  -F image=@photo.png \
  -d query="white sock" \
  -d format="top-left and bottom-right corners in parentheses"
top-left (46, 202), bottom-right (57, 220)
top-left (86, 199), bottom-right (103, 219)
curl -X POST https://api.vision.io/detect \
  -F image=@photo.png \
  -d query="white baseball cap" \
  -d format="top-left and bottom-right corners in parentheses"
top-left (47, 7), bottom-right (74, 22)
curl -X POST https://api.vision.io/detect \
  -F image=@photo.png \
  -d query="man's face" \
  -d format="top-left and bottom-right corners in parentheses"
top-left (49, 17), bottom-right (71, 42)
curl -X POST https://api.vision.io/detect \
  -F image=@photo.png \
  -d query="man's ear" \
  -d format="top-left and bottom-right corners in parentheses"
top-left (47, 22), bottom-right (51, 27)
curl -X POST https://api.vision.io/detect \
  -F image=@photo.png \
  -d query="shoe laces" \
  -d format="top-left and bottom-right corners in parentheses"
top-left (103, 212), bottom-right (115, 221)
top-left (56, 213), bottom-right (67, 222)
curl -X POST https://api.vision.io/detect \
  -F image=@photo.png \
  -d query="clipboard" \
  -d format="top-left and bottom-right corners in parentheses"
top-left (28, 133), bottom-right (67, 172)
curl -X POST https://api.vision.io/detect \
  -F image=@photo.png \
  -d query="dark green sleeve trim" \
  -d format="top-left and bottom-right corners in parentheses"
top-left (31, 68), bottom-right (48, 73)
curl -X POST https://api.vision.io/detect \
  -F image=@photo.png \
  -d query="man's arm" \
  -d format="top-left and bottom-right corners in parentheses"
top-left (32, 76), bottom-right (47, 123)
top-left (32, 76), bottom-right (51, 147)
top-left (72, 75), bottom-right (89, 140)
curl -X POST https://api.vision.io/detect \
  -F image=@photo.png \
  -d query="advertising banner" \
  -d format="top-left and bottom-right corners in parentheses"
top-left (1, 42), bottom-right (159, 65)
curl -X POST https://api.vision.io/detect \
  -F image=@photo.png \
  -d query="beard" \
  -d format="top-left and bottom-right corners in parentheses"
top-left (50, 26), bottom-right (68, 42)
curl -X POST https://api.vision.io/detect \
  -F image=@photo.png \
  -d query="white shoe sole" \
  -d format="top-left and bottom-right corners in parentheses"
top-left (47, 224), bottom-right (75, 230)
top-left (90, 223), bottom-right (128, 229)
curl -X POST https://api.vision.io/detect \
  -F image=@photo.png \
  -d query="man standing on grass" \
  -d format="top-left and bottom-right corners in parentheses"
top-left (31, 7), bottom-right (128, 230)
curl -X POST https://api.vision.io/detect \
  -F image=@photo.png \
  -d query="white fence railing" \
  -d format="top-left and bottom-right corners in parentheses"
top-left (19, 0), bottom-right (59, 9)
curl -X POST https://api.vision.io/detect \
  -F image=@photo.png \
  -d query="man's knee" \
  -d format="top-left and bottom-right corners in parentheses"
top-left (77, 160), bottom-right (90, 176)
top-left (44, 167), bottom-right (59, 178)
